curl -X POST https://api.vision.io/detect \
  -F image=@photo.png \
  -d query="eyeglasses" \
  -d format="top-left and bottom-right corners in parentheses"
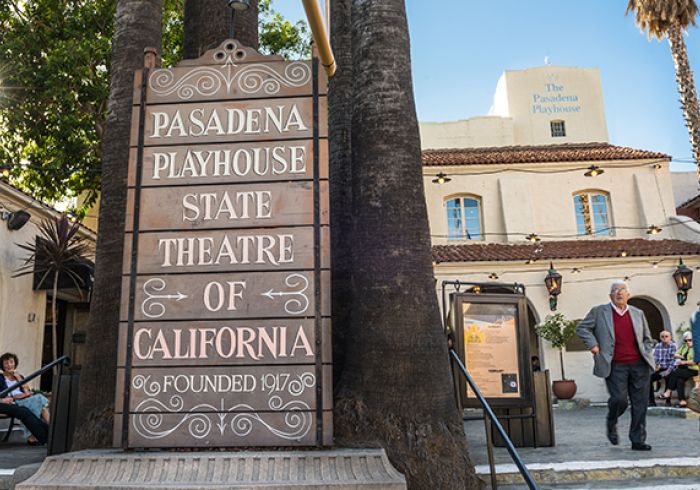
top-left (685, 339), bottom-right (693, 342)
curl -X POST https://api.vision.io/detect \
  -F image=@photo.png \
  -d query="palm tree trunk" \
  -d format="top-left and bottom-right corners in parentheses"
top-left (332, 1), bottom-right (480, 487)
top-left (668, 24), bottom-right (700, 172)
top-left (329, 0), bottom-right (353, 386)
top-left (73, 0), bottom-right (162, 450)
top-left (183, 0), bottom-right (258, 58)
top-left (51, 273), bottom-right (59, 373)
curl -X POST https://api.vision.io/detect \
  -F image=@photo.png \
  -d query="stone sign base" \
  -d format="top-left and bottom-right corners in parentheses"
top-left (17, 448), bottom-right (407, 490)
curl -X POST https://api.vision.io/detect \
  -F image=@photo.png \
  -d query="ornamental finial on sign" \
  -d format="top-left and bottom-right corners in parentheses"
top-left (174, 39), bottom-right (284, 68)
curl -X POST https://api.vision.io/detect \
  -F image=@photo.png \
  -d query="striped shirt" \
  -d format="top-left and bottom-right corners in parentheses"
top-left (653, 341), bottom-right (677, 375)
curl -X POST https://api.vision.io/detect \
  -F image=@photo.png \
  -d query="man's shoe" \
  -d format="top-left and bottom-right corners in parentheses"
top-left (606, 421), bottom-right (619, 446)
top-left (631, 443), bottom-right (652, 451)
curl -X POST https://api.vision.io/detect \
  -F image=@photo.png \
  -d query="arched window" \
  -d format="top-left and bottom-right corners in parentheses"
top-left (446, 195), bottom-right (482, 240)
top-left (573, 191), bottom-right (612, 236)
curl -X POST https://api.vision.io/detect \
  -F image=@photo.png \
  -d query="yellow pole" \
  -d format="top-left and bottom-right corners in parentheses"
top-left (302, 0), bottom-right (337, 77)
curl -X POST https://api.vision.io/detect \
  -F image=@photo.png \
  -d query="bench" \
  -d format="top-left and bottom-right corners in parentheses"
top-left (0, 413), bottom-right (16, 442)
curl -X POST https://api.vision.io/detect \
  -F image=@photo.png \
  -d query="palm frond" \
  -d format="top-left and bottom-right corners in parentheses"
top-left (11, 215), bottom-right (93, 295)
top-left (627, 0), bottom-right (698, 39)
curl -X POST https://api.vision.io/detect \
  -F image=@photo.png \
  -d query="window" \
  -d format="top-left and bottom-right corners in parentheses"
top-left (446, 196), bottom-right (482, 240)
top-left (550, 120), bottom-right (566, 137)
top-left (573, 192), bottom-right (612, 236)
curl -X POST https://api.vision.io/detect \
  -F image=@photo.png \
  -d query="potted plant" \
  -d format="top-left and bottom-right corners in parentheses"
top-left (536, 313), bottom-right (578, 400)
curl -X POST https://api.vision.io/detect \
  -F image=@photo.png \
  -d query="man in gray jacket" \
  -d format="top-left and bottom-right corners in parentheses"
top-left (576, 280), bottom-right (655, 450)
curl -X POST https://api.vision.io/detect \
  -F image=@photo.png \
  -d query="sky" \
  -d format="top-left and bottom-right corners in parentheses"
top-left (278, 1), bottom-right (700, 172)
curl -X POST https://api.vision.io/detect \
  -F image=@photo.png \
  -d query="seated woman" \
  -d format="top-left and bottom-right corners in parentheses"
top-left (662, 332), bottom-right (698, 408)
top-left (0, 352), bottom-right (50, 443)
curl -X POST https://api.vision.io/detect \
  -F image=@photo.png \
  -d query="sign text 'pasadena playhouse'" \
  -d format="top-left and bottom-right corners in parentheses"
top-left (116, 40), bottom-right (331, 448)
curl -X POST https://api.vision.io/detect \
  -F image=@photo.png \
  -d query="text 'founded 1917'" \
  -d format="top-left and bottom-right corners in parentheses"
top-left (115, 40), bottom-right (331, 449)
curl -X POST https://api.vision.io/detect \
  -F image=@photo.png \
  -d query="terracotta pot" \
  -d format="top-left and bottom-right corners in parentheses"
top-left (552, 379), bottom-right (577, 400)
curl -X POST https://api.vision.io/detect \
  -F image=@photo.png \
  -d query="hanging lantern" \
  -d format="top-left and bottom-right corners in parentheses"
top-left (673, 258), bottom-right (693, 306)
top-left (544, 262), bottom-right (562, 311)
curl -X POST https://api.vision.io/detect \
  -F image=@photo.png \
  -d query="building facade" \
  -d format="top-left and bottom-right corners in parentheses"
top-left (421, 66), bottom-right (700, 402)
top-left (0, 181), bottom-right (95, 389)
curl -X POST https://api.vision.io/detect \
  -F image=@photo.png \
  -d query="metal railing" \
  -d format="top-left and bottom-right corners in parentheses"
top-left (450, 349), bottom-right (538, 490)
top-left (0, 355), bottom-right (70, 398)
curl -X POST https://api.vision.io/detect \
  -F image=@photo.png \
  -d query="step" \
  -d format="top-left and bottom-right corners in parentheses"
top-left (16, 449), bottom-right (407, 489)
top-left (476, 456), bottom-right (700, 487)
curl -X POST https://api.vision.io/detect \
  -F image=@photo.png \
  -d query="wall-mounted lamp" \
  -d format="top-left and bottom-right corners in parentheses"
top-left (526, 233), bottom-right (540, 243)
top-left (0, 209), bottom-right (31, 231)
top-left (619, 250), bottom-right (629, 257)
top-left (584, 165), bottom-right (604, 177)
top-left (431, 172), bottom-right (451, 184)
top-left (488, 272), bottom-right (499, 280)
top-left (0, 164), bottom-right (10, 178)
top-left (646, 224), bottom-right (662, 235)
top-left (544, 262), bottom-right (562, 311)
top-left (673, 258), bottom-right (693, 306)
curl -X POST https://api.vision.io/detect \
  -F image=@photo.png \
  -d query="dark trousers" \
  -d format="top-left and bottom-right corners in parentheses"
top-left (649, 370), bottom-right (669, 402)
top-left (605, 360), bottom-right (650, 445)
top-left (666, 366), bottom-right (697, 401)
top-left (0, 403), bottom-right (48, 443)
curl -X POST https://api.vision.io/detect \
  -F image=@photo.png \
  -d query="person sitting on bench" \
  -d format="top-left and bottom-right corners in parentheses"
top-left (0, 377), bottom-right (48, 446)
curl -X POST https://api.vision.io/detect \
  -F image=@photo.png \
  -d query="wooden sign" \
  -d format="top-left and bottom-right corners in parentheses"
top-left (115, 40), bottom-right (331, 449)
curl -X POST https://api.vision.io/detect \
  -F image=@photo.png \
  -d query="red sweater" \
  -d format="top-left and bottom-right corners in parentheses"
top-left (612, 309), bottom-right (641, 364)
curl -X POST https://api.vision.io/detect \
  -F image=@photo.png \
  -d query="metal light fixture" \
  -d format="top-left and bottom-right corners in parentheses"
top-left (525, 258), bottom-right (537, 265)
top-left (584, 165), bottom-right (604, 177)
top-left (673, 258), bottom-right (693, 306)
top-left (571, 267), bottom-right (581, 274)
top-left (0, 164), bottom-right (10, 178)
top-left (526, 233), bottom-right (540, 243)
top-left (488, 272), bottom-right (499, 280)
top-left (226, 0), bottom-right (250, 39)
top-left (227, 0), bottom-right (250, 10)
top-left (431, 172), bottom-right (451, 184)
top-left (646, 224), bottom-right (662, 235)
top-left (544, 262), bottom-right (562, 311)
top-left (0, 209), bottom-right (31, 231)
top-left (619, 250), bottom-right (628, 257)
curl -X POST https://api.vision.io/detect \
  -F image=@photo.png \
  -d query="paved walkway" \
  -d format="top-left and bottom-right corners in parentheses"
top-left (463, 405), bottom-right (699, 466)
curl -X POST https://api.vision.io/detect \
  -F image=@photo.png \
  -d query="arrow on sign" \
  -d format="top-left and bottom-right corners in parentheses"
top-left (261, 273), bottom-right (310, 315)
top-left (141, 278), bottom-right (189, 319)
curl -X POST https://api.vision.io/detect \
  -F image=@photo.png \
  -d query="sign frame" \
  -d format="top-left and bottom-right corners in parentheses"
top-left (451, 292), bottom-right (533, 409)
top-left (117, 42), bottom-right (331, 449)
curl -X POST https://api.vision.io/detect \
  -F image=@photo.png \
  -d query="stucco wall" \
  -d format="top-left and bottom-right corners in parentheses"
top-left (0, 213), bottom-right (47, 387)
top-left (493, 66), bottom-right (609, 146)
top-left (425, 160), bottom-right (675, 246)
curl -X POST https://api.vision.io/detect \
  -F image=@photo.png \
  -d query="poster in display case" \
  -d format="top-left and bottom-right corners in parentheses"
top-left (451, 292), bottom-right (532, 408)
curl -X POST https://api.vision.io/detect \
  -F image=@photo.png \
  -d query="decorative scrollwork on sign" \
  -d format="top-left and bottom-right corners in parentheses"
top-left (131, 397), bottom-right (313, 441)
top-left (287, 372), bottom-right (315, 397)
top-left (228, 399), bottom-right (312, 440)
top-left (131, 375), bottom-right (162, 397)
top-left (236, 62), bottom-right (311, 95)
top-left (149, 39), bottom-right (311, 99)
top-left (260, 273), bottom-right (310, 315)
top-left (141, 278), bottom-right (188, 319)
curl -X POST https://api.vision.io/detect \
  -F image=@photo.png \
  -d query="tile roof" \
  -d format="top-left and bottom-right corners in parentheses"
top-left (422, 143), bottom-right (670, 166)
top-left (432, 239), bottom-right (700, 263)
top-left (678, 193), bottom-right (700, 209)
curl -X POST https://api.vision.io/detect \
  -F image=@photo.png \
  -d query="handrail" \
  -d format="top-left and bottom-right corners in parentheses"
top-left (0, 355), bottom-right (70, 398)
top-left (450, 349), bottom-right (539, 490)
